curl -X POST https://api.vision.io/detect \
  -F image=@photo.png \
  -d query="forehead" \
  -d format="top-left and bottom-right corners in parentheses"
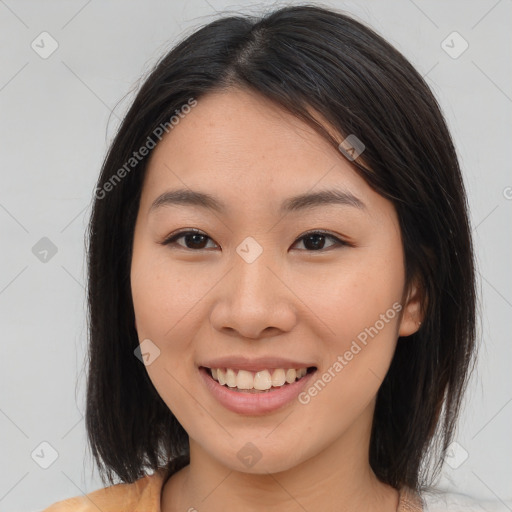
top-left (140, 88), bottom-right (381, 217)
top-left (153, 88), bottom-right (336, 167)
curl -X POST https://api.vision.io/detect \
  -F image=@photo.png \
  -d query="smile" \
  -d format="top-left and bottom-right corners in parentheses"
top-left (199, 365), bottom-right (317, 414)
top-left (207, 367), bottom-right (312, 392)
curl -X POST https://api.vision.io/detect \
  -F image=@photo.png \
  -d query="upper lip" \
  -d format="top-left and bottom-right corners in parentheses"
top-left (199, 356), bottom-right (317, 372)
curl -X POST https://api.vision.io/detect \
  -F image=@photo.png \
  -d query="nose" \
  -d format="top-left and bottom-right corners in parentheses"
top-left (209, 246), bottom-right (297, 340)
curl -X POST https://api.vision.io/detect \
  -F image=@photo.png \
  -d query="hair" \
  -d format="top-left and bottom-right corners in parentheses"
top-left (85, 3), bottom-right (478, 492)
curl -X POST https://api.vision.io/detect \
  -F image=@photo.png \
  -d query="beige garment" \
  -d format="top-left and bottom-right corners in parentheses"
top-left (41, 467), bottom-right (423, 512)
top-left (40, 467), bottom-right (168, 511)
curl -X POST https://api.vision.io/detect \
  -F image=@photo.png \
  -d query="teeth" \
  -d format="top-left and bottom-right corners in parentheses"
top-left (285, 368), bottom-right (297, 383)
top-left (225, 368), bottom-right (237, 388)
top-left (254, 370), bottom-right (272, 390)
top-left (208, 366), bottom-right (310, 390)
top-left (271, 368), bottom-right (286, 387)
top-left (236, 370), bottom-right (253, 390)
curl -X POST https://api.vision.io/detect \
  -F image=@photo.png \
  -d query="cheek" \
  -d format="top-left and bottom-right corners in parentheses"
top-left (130, 251), bottom-right (201, 424)
top-left (304, 254), bottom-right (404, 349)
top-left (300, 244), bottom-right (405, 406)
top-left (131, 245), bottom-right (205, 343)
top-left (130, 249), bottom-right (197, 408)
top-left (293, 267), bottom-right (403, 446)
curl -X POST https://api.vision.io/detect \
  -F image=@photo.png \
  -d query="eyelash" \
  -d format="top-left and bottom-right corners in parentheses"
top-left (159, 228), bottom-right (353, 252)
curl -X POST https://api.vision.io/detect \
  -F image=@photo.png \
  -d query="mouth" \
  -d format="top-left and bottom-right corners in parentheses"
top-left (201, 366), bottom-right (317, 393)
top-left (198, 364), bottom-right (318, 415)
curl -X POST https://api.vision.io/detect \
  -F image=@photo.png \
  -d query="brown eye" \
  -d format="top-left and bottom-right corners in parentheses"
top-left (292, 231), bottom-right (348, 251)
top-left (160, 229), bottom-right (351, 252)
top-left (161, 230), bottom-right (218, 250)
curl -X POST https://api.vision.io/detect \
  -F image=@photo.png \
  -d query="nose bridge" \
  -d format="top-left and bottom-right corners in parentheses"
top-left (211, 235), bottom-right (296, 338)
top-left (232, 235), bottom-right (278, 304)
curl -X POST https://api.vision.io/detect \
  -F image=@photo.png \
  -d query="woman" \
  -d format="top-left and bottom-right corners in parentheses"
top-left (42, 4), bottom-right (494, 511)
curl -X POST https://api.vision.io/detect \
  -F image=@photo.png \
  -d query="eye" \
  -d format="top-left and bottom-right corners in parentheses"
top-left (160, 229), bottom-right (350, 252)
top-left (160, 229), bottom-right (218, 250)
top-left (291, 230), bottom-right (349, 251)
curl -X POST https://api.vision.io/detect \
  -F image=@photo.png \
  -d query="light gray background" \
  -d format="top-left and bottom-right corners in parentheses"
top-left (0, 1), bottom-right (511, 511)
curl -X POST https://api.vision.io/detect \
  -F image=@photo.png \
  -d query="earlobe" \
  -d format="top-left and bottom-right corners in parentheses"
top-left (398, 279), bottom-right (425, 337)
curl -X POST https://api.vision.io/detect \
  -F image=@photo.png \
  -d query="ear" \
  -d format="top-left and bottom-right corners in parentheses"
top-left (398, 277), bottom-right (425, 337)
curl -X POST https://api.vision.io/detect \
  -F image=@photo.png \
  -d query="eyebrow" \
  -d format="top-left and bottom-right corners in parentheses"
top-left (149, 187), bottom-right (366, 215)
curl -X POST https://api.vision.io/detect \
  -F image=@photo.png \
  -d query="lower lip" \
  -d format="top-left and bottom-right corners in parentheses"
top-left (199, 367), bottom-right (316, 415)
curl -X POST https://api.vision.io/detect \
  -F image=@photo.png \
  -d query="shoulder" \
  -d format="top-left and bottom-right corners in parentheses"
top-left (40, 467), bottom-right (168, 512)
top-left (420, 487), bottom-right (512, 512)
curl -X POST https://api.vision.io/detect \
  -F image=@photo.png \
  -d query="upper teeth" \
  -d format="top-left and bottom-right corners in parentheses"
top-left (211, 367), bottom-right (308, 390)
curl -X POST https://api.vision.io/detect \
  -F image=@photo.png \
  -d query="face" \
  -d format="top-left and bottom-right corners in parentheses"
top-left (130, 87), bottom-right (422, 475)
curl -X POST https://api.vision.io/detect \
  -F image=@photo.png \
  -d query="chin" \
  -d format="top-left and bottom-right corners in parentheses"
top-left (204, 439), bottom-right (309, 475)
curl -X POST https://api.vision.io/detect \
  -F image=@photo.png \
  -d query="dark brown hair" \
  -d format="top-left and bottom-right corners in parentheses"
top-left (85, 3), bottom-right (477, 492)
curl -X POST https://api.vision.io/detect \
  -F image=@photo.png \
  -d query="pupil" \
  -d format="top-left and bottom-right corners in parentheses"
top-left (305, 234), bottom-right (325, 250)
top-left (188, 234), bottom-right (207, 249)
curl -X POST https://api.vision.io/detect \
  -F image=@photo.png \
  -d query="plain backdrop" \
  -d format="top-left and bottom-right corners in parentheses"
top-left (0, 1), bottom-right (511, 510)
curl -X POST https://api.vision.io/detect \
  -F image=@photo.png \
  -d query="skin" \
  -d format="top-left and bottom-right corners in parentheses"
top-left (130, 87), bottom-right (424, 512)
